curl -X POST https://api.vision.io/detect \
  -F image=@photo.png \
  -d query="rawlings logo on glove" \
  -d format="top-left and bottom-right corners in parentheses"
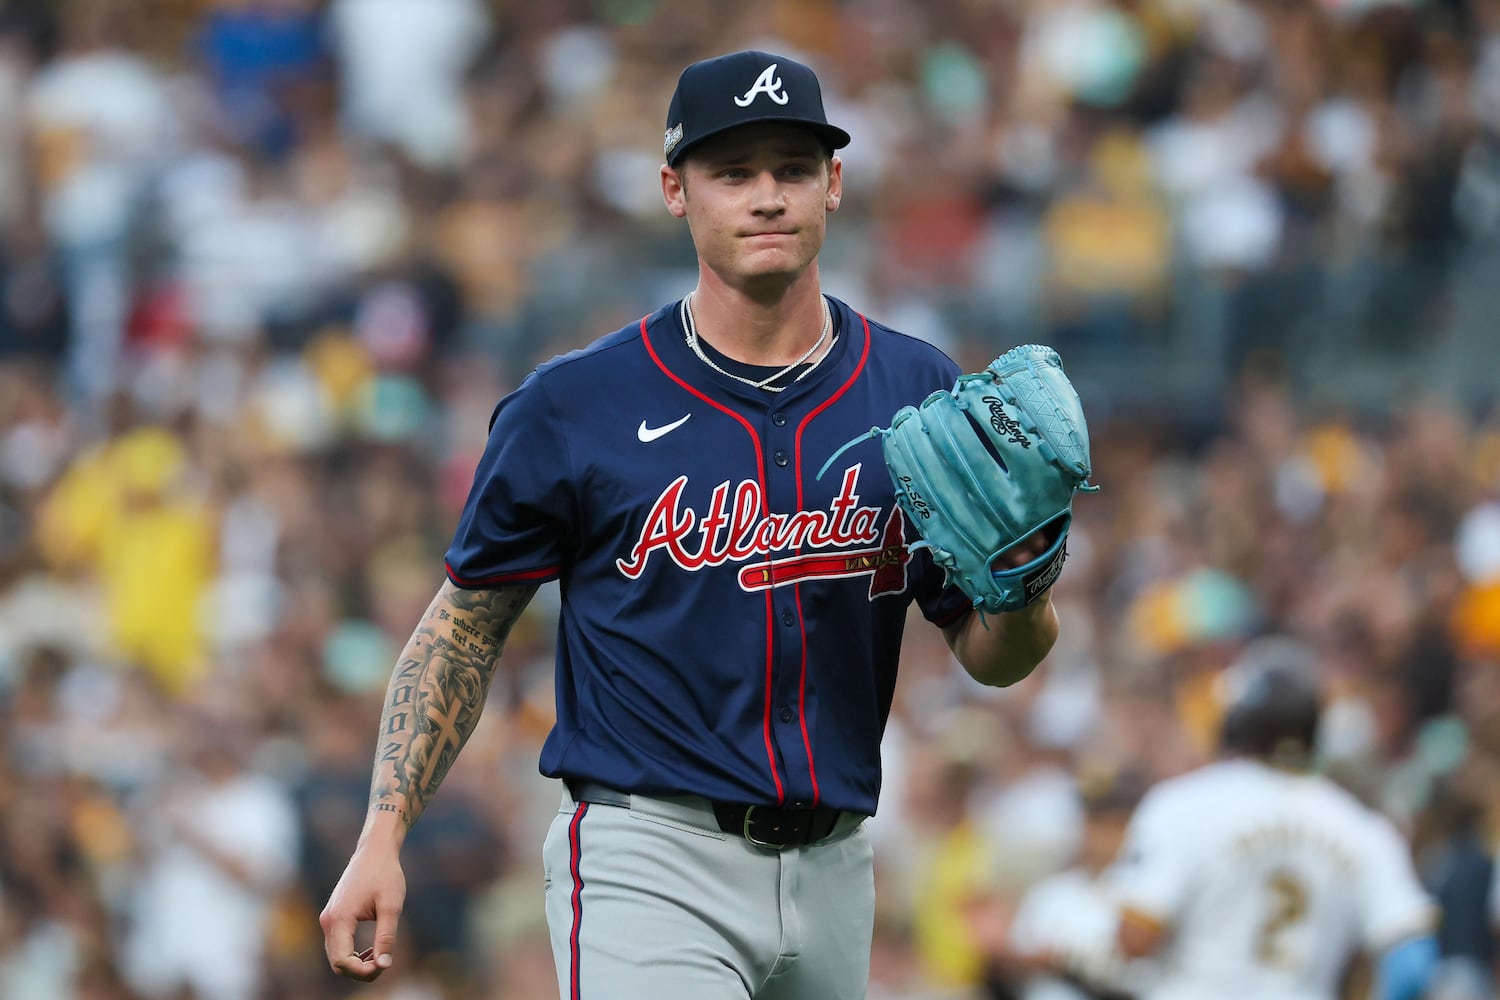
top-left (822, 344), bottom-right (1098, 615)
top-left (986, 399), bottom-right (1031, 447)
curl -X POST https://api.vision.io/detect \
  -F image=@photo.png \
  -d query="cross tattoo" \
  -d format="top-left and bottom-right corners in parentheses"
top-left (419, 697), bottom-right (468, 790)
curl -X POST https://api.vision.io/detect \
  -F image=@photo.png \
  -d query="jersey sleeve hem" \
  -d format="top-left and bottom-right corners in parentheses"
top-left (1366, 908), bottom-right (1440, 954)
top-left (444, 560), bottom-right (561, 588)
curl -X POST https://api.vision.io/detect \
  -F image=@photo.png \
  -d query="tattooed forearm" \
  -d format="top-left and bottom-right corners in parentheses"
top-left (366, 580), bottom-right (538, 830)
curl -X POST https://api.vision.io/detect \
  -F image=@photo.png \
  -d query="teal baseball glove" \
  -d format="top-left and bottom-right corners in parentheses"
top-left (825, 344), bottom-right (1098, 615)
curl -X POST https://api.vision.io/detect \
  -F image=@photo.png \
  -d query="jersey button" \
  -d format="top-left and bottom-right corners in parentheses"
top-left (779, 706), bottom-right (795, 723)
top-left (780, 609), bottom-right (795, 627)
top-left (774, 449), bottom-right (788, 467)
top-left (772, 412), bottom-right (787, 427)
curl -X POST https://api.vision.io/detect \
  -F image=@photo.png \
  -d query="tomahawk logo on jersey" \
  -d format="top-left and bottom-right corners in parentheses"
top-left (444, 297), bottom-right (969, 815)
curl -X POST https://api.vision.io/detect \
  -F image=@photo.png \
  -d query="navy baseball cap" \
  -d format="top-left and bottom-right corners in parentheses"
top-left (663, 50), bottom-right (851, 167)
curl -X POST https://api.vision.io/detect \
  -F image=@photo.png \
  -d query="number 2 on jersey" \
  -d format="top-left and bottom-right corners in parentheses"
top-left (1256, 869), bottom-right (1309, 966)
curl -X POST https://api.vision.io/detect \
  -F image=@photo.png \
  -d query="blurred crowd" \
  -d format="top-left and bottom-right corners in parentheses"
top-left (0, 0), bottom-right (1498, 999)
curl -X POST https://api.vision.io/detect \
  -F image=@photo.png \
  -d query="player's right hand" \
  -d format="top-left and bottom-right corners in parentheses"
top-left (319, 845), bottom-right (407, 981)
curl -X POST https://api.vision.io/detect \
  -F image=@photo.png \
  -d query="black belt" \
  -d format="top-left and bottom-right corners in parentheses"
top-left (710, 800), bottom-right (845, 849)
top-left (567, 781), bottom-right (851, 850)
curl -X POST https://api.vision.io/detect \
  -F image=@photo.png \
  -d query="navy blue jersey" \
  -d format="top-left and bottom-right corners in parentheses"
top-left (445, 296), bottom-right (970, 815)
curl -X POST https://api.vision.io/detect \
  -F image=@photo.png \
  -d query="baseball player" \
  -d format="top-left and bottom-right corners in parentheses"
top-left (995, 776), bottom-right (1150, 1000)
top-left (1107, 662), bottom-right (1440, 1000)
top-left (318, 50), bottom-right (1068, 999)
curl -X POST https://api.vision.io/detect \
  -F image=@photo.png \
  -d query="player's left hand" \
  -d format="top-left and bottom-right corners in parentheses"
top-left (860, 344), bottom-right (1098, 615)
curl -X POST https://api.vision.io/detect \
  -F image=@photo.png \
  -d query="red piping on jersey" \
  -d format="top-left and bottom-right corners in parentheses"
top-left (640, 316), bottom-right (785, 804)
top-left (791, 312), bottom-right (872, 807)
top-left (444, 561), bottom-right (560, 587)
top-left (567, 802), bottom-right (588, 1000)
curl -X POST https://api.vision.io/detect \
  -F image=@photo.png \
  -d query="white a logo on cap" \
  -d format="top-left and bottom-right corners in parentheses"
top-left (735, 64), bottom-right (789, 107)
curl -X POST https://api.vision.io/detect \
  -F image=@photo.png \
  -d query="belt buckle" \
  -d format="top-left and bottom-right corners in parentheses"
top-left (742, 805), bottom-right (789, 851)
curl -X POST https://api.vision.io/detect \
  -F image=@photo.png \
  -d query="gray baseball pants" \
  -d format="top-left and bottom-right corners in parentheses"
top-left (542, 782), bottom-right (875, 999)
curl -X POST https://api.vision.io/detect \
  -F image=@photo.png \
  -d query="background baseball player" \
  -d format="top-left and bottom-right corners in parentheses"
top-left (966, 774), bottom-right (1149, 1000)
top-left (1107, 658), bottom-right (1440, 1000)
top-left (318, 50), bottom-right (1092, 999)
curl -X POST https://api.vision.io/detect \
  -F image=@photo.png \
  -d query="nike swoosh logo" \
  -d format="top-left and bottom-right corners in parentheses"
top-left (637, 414), bottom-right (690, 442)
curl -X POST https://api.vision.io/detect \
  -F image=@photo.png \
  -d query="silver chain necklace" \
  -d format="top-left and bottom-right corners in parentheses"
top-left (681, 293), bottom-right (833, 392)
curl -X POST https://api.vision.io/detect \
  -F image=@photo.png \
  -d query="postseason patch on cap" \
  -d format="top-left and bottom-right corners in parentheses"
top-left (664, 123), bottom-right (684, 158)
